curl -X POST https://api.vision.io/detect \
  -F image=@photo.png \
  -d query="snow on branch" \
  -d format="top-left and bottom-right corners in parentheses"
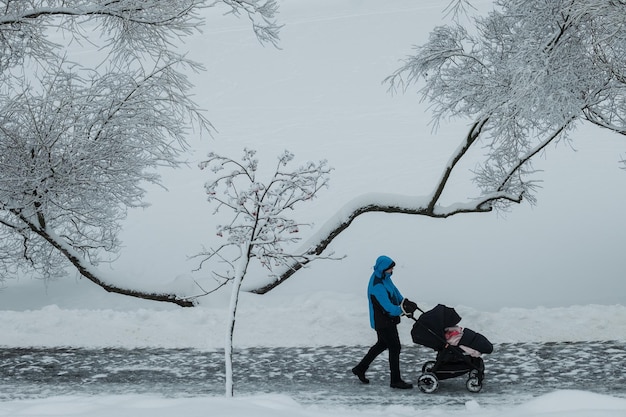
top-left (214, 0), bottom-right (282, 47)
top-left (0, 1), bottom-right (208, 73)
top-left (249, 187), bottom-right (524, 295)
top-left (190, 149), bottom-right (335, 299)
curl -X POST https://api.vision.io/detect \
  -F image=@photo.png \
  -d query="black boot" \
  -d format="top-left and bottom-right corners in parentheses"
top-left (390, 380), bottom-right (413, 389)
top-left (351, 366), bottom-right (370, 384)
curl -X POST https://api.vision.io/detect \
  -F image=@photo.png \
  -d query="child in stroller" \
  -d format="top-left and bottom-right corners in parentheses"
top-left (410, 304), bottom-right (493, 393)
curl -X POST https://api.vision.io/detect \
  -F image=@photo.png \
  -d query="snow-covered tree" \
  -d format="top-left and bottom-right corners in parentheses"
top-left (249, 0), bottom-right (626, 294)
top-left (0, 0), bottom-right (280, 306)
top-left (196, 148), bottom-right (332, 396)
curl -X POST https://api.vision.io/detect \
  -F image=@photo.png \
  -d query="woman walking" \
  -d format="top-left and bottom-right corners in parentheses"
top-left (352, 255), bottom-right (418, 389)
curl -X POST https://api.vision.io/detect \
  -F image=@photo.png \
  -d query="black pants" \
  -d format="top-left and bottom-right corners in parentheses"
top-left (355, 325), bottom-right (403, 383)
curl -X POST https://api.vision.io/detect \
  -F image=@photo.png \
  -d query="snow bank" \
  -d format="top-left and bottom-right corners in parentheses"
top-left (1, 290), bottom-right (624, 349)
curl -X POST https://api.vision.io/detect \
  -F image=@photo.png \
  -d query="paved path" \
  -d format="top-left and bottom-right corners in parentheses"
top-left (1, 341), bottom-right (625, 408)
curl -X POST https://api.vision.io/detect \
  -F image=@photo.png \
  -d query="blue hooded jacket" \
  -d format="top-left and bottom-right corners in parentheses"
top-left (368, 255), bottom-right (404, 329)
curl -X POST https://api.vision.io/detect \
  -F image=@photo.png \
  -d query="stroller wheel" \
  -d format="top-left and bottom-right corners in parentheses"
top-left (417, 372), bottom-right (439, 394)
top-left (466, 376), bottom-right (482, 393)
top-left (421, 361), bottom-right (436, 373)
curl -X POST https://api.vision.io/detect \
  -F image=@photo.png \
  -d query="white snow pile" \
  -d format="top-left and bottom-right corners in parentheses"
top-left (1, 390), bottom-right (625, 417)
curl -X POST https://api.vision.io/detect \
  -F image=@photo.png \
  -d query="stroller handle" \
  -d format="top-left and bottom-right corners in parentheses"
top-left (408, 304), bottom-right (425, 321)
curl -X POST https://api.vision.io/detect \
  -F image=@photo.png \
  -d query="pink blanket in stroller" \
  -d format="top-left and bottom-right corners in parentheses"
top-left (445, 326), bottom-right (482, 357)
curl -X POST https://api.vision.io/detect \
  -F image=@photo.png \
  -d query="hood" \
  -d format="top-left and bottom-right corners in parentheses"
top-left (373, 255), bottom-right (395, 277)
top-left (411, 304), bottom-right (462, 350)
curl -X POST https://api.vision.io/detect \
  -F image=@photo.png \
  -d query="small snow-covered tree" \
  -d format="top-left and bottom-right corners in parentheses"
top-left (248, 0), bottom-right (626, 293)
top-left (196, 148), bottom-right (332, 396)
top-left (0, 1), bottom-right (280, 305)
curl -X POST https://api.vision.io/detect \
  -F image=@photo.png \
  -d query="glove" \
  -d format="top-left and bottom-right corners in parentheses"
top-left (401, 298), bottom-right (418, 317)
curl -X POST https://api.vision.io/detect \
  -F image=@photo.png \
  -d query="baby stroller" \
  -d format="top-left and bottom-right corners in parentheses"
top-left (410, 304), bottom-right (493, 393)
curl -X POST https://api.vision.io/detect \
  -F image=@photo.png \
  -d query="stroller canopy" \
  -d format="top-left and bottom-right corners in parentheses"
top-left (411, 304), bottom-right (461, 351)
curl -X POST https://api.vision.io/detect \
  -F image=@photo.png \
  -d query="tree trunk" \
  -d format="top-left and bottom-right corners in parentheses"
top-left (225, 252), bottom-right (250, 397)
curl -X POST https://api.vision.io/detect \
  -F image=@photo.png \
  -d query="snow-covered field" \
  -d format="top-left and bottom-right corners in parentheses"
top-left (1, 1), bottom-right (626, 416)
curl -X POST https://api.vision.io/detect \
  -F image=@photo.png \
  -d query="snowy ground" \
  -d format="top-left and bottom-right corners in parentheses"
top-left (1, 284), bottom-right (626, 417)
top-left (1, 390), bottom-right (623, 417)
top-left (2, 0), bottom-right (626, 416)
top-left (2, 342), bottom-right (626, 403)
